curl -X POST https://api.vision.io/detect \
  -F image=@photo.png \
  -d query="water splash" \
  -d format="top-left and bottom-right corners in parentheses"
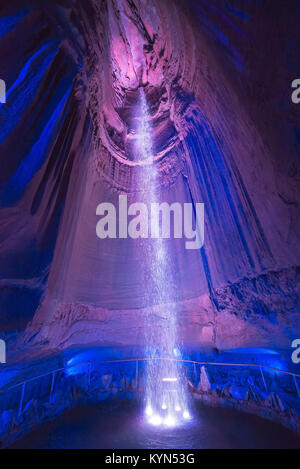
top-left (137, 88), bottom-right (191, 427)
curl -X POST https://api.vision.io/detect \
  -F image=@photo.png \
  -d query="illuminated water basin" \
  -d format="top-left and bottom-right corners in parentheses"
top-left (9, 402), bottom-right (300, 449)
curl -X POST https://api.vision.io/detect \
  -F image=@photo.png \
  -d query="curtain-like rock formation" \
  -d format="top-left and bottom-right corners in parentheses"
top-left (0, 0), bottom-right (299, 356)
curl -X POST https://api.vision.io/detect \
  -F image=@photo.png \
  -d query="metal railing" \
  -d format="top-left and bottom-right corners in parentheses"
top-left (1, 358), bottom-right (300, 418)
top-left (1, 362), bottom-right (92, 416)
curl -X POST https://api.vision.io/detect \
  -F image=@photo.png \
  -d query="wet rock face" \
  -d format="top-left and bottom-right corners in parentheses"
top-left (0, 1), bottom-right (299, 351)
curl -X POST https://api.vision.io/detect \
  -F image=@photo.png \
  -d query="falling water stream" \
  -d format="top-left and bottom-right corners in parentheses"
top-left (137, 88), bottom-right (191, 427)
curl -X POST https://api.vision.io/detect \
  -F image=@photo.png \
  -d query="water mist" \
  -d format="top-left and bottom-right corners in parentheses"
top-left (137, 88), bottom-right (191, 428)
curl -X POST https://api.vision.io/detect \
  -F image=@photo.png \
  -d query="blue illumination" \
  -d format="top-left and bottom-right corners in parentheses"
top-left (1, 87), bottom-right (71, 206)
top-left (0, 41), bottom-right (60, 144)
top-left (186, 116), bottom-right (255, 270)
top-left (65, 353), bottom-right (92, 377)
top-left (4, 42), bottom-right (57, 101)
top-left (191, 0), bottom-right (245, 71)
top-left (229, 347), bottom-right (280, 355)
top-left (0, 10), bottom-right (29, 39)
top-left (224, 3), bottom-right (250, 20)
top-left (0, 368), bottom-right (20, 389)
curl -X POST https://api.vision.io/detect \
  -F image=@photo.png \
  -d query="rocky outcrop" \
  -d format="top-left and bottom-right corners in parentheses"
top-left (9, 266), bottom-right (296, 358)
top-left (192, 364), bottom-right (300, 436)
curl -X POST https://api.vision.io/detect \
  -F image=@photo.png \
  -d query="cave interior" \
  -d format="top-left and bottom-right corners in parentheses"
top-left (0, 0), bottom-right (299, 447)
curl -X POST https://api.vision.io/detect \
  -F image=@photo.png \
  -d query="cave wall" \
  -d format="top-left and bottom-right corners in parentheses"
top-left (0, 0), bottom-right (299, 354)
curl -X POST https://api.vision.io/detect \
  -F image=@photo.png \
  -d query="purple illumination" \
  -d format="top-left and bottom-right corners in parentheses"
top-left (0, 0), bottom-right (299, 449)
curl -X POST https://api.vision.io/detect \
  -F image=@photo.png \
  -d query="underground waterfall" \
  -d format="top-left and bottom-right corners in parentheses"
top-left (0, 0), bottom-right (299, 450)
top-left (137, 89), bottom-right (191, 427)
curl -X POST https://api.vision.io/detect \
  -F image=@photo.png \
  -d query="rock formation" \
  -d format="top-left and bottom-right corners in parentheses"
top-left (0, 0), bottom-right (299, 356)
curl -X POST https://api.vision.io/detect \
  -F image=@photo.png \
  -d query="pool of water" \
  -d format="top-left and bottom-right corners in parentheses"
top-left (8, 401), bottom-right (300, 449)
